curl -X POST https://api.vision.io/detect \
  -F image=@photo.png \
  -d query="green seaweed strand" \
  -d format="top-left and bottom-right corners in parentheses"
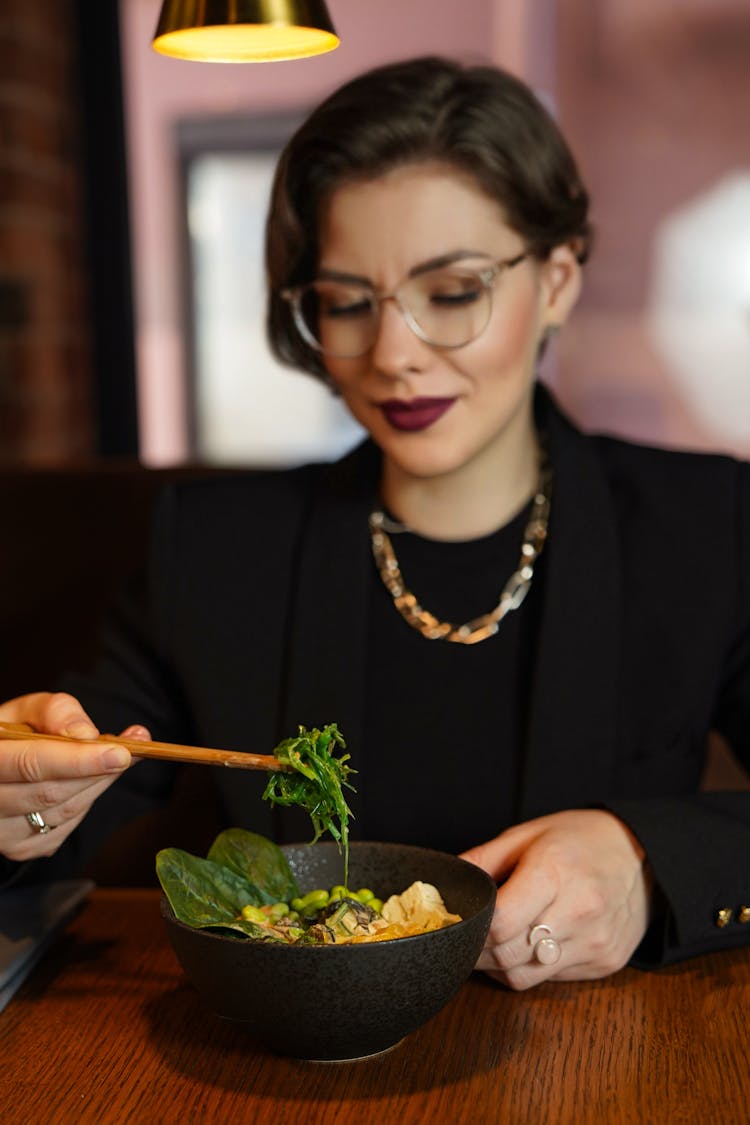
top-left (262, 724), bottom-right (356, 884)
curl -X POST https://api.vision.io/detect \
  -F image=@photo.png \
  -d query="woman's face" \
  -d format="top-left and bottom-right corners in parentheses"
top-left (318, 162), bottom-right (581, 485)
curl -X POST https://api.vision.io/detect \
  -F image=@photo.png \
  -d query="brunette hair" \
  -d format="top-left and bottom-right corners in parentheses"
top-left (266, 55), bottom-right (592, 379)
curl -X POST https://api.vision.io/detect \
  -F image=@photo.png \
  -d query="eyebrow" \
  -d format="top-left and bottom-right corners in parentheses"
top-left (316, 250), bottom-right (488, 287)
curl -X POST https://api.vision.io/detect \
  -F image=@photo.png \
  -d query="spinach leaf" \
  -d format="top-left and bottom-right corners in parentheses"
top-left (201, 919), bottom-right (284, 940)
top-left (262, 723), bottom-right (356, 883)
top-left (207, 828), bottom-right (299, 905)
top-left (156, 847), bottom-right (275, 935)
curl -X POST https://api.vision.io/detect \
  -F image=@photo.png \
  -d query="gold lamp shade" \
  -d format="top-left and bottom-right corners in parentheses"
top-left (152, 0), bottom-right (340, 63)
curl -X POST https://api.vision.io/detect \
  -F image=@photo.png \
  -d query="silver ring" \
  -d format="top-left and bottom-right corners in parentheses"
top-left (26, 811), bottom-right (51, 835)
top-left (529, 923), bottom-right (562, 966)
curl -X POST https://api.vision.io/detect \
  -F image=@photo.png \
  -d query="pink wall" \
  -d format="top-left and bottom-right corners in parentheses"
top-left (553, 0), bottom-right (750, 457)
top-left (122, 0), bottom-right (749, 463)
top-left (120, 0), bottom-right (495, 462)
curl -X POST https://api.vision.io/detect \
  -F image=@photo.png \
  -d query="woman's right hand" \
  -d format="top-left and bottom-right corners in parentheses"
top-left (0, 692), bottom-right (144, 862)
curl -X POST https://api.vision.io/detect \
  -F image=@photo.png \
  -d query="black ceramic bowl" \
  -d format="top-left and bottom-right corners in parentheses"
top-left (161, 840), bottom-right (496, 1061)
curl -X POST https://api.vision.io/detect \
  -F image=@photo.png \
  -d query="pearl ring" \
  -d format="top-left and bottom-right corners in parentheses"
top-left (529, 922), bottom-right (562, 965)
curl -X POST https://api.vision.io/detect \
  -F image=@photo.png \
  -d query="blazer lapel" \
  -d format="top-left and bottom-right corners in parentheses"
top-left (518, 390), bottom-right (623, 819)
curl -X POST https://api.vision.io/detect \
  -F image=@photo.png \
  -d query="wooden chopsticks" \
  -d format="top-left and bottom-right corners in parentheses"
top-left (0, 721), bottom-right (290, 772)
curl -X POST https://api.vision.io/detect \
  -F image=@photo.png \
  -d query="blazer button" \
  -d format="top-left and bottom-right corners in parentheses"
top-left (716, 907), bottom-right (733, 928)
top-left (739, 906), bottom-right (750, 924)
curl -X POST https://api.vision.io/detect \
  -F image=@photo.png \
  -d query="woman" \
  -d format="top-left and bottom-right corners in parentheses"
top-left (1, 57), bottom-right (748, 990)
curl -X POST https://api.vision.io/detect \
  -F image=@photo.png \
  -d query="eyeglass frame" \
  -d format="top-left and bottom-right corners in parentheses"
top-left (279, 250), bottom-right (531, 358)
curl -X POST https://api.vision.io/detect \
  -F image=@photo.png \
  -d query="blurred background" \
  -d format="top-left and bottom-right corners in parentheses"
top-left (1, 0), bottom-right (748, 470)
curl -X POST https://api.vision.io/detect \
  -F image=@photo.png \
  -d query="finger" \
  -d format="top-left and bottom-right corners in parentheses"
top-left (482, 917), bottom-right (636, 987)
top-left (0, 769), bottom-right (124, 817)
top-left (0, 736), bottom-right (131, 785)
top-left (10, 772), bottom-right (117, 828)
top-left (477, 906), bottom-right (562, 976)
top-left (7, 691), bottom-right (101, 740)
top-left (476, 918), bottom-right (563, 972)
top-left (460, 822), bottom-right (539, 883)
top-left (0, 773), bottom-right (120, 862)
top-left (481, 950), bottom-right (587, 991)
top-left (478, 920), bottom-right (586, 989)
top-left (486, 851), bottom-right (561, 947)
top-left (120, 725), bottom-right (152, 741)
top-left (2, 806), bottom-right (88, 861)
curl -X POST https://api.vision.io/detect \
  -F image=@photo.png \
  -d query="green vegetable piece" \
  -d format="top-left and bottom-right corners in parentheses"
top-left (156, 847), bottom-right (282, 941)
top-left (263, 723), bottom-right (356, 884)
top-left (204, 919), bottom-right (284, 940)
top-left (356, 888), bottom-right (374, 903)
top-left (299, 888), bottom-right (329, 911)
top-left (207, 828), bottom-right (299, 905)
top-left (368, 897), bottom-right (383, 913)
top-left (241, 904), bottom-right (267, 924)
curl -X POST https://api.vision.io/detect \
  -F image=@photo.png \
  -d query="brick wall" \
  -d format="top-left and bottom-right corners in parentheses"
top-left (0, 0), bottom-right (95, 463)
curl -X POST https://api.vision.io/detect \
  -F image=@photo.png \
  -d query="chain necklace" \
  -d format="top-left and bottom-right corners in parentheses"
top-left (368, 464), bottom-right (552, 645)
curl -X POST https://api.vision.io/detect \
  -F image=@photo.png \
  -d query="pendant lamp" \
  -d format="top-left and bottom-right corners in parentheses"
top-left (152, 0), bottom-right (340, 63)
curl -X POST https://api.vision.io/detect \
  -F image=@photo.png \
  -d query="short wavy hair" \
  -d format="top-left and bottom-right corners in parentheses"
top-left (266, 55), bottom-right (592, 380)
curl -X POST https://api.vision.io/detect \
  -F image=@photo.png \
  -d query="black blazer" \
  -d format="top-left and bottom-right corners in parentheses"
top-left (43, 387), bottom-right (750, 965)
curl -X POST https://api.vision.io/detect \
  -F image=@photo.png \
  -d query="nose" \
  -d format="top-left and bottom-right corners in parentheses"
top-left (370, 295), bottom-right (428, 378)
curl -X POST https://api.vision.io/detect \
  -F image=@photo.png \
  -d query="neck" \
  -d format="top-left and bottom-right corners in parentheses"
top-left (379, 401), bottom-right (540, 541)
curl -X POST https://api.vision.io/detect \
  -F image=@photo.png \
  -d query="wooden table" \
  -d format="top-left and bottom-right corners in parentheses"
top-left (1, 889), bottom-right (748, 1124)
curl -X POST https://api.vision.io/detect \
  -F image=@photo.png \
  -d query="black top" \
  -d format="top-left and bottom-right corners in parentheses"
top-left (363, 505), bottom-right (542, 852)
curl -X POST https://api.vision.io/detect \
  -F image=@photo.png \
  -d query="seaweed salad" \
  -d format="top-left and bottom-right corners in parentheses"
top-left (263, 723), bottom-right (355, 882)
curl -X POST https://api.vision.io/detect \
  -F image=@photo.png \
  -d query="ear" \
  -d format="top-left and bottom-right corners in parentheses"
top-left (538, 244), bottom-right (582, 331)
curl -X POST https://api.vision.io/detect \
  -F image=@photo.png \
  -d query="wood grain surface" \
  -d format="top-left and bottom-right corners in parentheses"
top-left (1, 889), bottom-right (748, 1124)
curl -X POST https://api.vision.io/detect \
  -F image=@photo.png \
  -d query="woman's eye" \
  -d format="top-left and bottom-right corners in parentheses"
top-left (423, 272), bottom-right (483, 308)
top-left (429, 286), bottom-right (482, 308)
top-left (321, 294), bottom-right (373, 319)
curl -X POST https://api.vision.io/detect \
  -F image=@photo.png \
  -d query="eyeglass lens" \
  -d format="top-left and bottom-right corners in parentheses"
top-left (295, 266), bottom-right (493, 357)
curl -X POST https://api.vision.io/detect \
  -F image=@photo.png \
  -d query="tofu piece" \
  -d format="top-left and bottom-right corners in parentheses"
top-left (381, 881), bottom-right (462, 933)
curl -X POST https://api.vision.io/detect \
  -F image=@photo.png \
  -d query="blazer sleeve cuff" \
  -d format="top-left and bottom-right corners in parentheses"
top-left (602, 794), bottom-right (750, 966)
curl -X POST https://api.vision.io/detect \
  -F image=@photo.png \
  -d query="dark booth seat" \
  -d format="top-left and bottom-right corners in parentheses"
top-left (0, 462), bottom-right (229, 883)
top-left (1, 463), bottom-right (174, 702)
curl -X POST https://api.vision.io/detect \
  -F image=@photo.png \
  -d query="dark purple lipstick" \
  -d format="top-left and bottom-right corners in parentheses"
top-left (379, 397), bottom-right (456, 432)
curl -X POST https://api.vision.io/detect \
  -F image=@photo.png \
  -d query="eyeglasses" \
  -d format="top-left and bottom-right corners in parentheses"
top-left (280, 252), bottom-right (529, 358)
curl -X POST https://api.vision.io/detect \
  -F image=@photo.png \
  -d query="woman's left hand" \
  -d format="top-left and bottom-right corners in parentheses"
top-left (460, 809), bottom-right (652, 990)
